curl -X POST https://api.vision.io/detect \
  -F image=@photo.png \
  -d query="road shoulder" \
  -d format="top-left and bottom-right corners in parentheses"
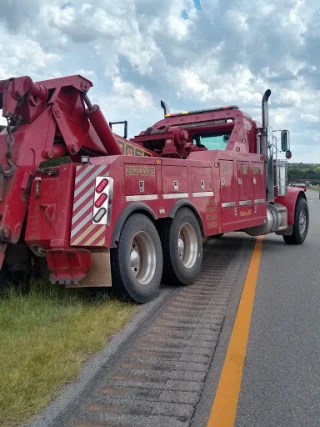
top-left (191, 235), bottom-right (255, 427)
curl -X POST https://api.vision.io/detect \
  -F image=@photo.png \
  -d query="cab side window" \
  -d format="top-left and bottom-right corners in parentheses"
top-left (193, 133), bottom-right (231, 150)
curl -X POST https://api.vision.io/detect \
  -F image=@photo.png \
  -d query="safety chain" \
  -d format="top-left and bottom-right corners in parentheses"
top-left (5, 117), bottom-right (14, 159)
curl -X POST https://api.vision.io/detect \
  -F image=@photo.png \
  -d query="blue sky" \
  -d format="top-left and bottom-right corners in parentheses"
top-left (193, 0), bottom-right (201, 9)
top-left (0, 0), bottom-right (319, 163)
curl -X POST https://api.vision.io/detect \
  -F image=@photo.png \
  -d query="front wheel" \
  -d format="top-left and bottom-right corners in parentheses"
top-left (111, 213), bottom-right (163, 303)
top-left (283, 197), bottom-right (309, 245)
top-left (160, 208), bottom-right (203, 286)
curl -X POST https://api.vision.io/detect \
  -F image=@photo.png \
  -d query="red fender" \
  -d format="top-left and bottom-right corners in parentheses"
top-left (275, 187), bottom-right (306, 225)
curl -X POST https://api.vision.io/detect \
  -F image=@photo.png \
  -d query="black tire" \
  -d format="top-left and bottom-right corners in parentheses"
top-left (111, 213), bottom-right (163, 303)
top-left (0, 268), bottom-right (10, 295)
top-left (283, 197), bottom-right (309, 245)
top-left (8, 271), bottom-right (31, 295)
top-left (213, 233), bottom-right (224, 238)
top-left (160, 208), bottom-right (203, 286)
top-left (34, 257), bottom-right (49, 279)
top-left (0, 268), bottom-right (30, 296)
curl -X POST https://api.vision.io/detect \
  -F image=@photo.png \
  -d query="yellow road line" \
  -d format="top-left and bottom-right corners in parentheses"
top-left (207, 236), bottom-right (264, 427)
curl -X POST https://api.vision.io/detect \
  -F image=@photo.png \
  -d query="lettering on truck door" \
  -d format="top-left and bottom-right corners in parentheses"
top-left (237, 161), bottom-right (254, 218)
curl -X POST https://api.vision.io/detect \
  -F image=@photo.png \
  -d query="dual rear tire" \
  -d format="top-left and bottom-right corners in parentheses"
top-left (111, 208), bottom-right (203, 303)
top-left (111, 214), bottom-right (163, 303)
top-left (160, 208), bottom-right (203, 286)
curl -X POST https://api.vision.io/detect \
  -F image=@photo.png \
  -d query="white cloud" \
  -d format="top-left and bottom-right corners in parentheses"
top-left (301, 114), bottom-right (320, 123)
top-left (0, 0), bottom-right (319, 162)
top-left (111, 76), bottom-right (153, 109)
top-left (0, 24), bottom-right (61, 79)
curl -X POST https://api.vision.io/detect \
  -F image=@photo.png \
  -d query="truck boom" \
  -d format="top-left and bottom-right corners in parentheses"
top-left (0, 75), bottom-right (309, 302)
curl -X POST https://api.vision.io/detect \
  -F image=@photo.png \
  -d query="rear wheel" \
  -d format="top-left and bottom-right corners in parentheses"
top-left (283, 197), bottom-right (309, 245)
top-left (160, 208), bottom-right (203, 286)
top-left (2, 243), bottom-right (32, 295)
top-left (111, 214), bottom-right (163, 303)
top-left (0, 268), bottom-right (10, 295)
top-left (0, 267), bottom-right (31, 296)
top-left (213, 233), bottom-right (224, 238)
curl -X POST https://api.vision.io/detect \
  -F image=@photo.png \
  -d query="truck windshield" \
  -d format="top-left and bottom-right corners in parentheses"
top-left (193, 132), bottom-right (231, 150)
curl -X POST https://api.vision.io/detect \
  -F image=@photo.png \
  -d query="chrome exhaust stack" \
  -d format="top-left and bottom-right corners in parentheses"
top-left (260, 89), bottom-right (274, 203)
top-left (261, 89), bottom-right (271, 157)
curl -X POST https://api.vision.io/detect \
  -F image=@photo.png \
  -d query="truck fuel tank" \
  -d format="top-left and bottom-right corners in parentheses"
top-left (244, 203), bottom-right (288, 236)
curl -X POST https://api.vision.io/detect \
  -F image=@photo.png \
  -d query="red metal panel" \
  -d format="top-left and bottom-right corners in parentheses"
top-left (190, 166), bottom-right (219, 234)
top-left (191, 167), bottom-right (212, 193)
top-left (220, 159), bottom-right (237, 225)
top-left (25, 164), bottom-right (76, 250)
top-left (162, 165), bottom-right (188, 194)
top-left (25, 177), bottom-right (58, 249)
top-left (51, 164), bottom-right (76, 247)
top-left (220, 160), bottom-right (236, 202)
top-left (70, 164), bottom-right (109, 247)
top-left (0, 166), bottom-right (30, 243)
top-left (237, 161), bottom-right (253, 204)
top-left (124, 164), bottom-right (157, 196)
top-left (252, 162), bottom-right (266, 202)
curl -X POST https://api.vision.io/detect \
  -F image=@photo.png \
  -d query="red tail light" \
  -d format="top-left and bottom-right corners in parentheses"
top-left (95, 193), bottom-right (107, 208)
top-left (96, 178), bottom-right (108, 193)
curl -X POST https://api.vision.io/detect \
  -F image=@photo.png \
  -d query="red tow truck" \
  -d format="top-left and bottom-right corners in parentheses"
top-left (0, 75), bottom-right (309, 302)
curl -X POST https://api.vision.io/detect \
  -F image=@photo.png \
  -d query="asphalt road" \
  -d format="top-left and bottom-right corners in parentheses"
top-left (234, 190), bottom-right (320, 427)
top-left (192, 190), bottom-right (320, 426)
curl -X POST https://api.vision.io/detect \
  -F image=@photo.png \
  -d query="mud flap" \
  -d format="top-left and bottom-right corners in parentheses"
top-left (66, 249), bottom-right (112, 288)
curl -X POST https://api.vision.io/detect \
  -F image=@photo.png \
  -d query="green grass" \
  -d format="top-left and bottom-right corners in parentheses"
top-left (309, 186), bottom-right (320, 192)
top-left (0, 281), bottom-right (138, 426)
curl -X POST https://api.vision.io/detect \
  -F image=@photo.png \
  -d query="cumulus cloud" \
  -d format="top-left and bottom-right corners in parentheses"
top-left (0, 0), bottom-right (319, 162)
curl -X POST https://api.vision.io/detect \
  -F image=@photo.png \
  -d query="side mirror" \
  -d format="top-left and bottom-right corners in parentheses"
top-left (281, 130), bottom-right (290, 152)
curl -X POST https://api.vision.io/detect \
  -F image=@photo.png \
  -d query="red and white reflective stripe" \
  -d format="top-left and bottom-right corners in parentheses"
top-left (71, 165), bottom-right (109, 247)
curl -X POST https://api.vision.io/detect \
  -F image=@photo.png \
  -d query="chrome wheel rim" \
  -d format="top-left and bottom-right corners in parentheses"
top-left (130, 231), bottom-right (157, 285)
top-left (178, 223), bottom-right (198, 269)
top-left (299, 210), bottom-right (307, 235)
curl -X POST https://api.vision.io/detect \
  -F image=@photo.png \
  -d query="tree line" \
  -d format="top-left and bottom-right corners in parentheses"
top-left (288, 163), bottom-right (320, 182)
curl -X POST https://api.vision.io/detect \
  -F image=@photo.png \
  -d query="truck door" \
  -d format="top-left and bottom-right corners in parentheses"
top-left (237, 161), bottom-right (253, 207)
top-left (220, 159), bottom-right (237, 227)
top-left (252, 163), bottom-right (265, 203)
top-left (252, 162), bottom-right (266, 216)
